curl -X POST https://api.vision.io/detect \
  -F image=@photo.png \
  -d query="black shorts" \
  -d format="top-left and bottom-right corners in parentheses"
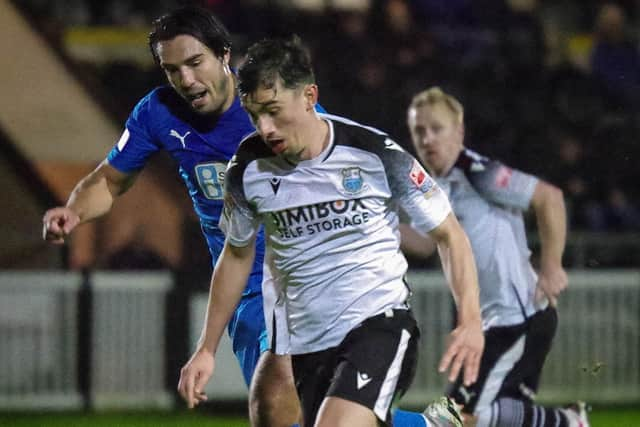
top-left (292, 309), bottom-right (420, 426)
top-left (447, 306), bottom-right (558, 413)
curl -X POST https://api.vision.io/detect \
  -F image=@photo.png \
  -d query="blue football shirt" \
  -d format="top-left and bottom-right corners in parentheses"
top-left (107, 86), bottom-right (263, 293)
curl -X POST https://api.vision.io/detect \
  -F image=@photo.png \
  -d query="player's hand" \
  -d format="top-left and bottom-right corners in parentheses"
top-left (536, 262), bottom-right (568, 307)
top-left (439, 321), bottom-right (484, 387)
top-left (178, 348), bottom-right (215, 409)
top-left (42, 207), bottom-right (81, 244)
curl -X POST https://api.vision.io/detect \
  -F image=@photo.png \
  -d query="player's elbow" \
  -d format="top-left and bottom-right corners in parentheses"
top-left (532, 181), bottom-right (565, 212)
top-left (432, 213), bottom-right (469, 253)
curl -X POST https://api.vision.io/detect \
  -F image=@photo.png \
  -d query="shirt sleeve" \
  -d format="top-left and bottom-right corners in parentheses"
top-left (381, 138), bottom-right (452, 233)
top-left (218, 156), bottom-right (261, 247)
top-left (468, 160), bottom-right (538, 211)
top-left (106, 96), bottom-right (160, 173)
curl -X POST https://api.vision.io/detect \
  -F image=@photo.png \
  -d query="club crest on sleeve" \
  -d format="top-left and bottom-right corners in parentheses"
top-left (421, 177), bottom-right (438, 199)
top-left (410, 160), bottom-right (438, 198)
top-left (494, 166), bottom-right (513, 188)
top-left (341, 167), bottom-right (365, 194)
top-left (410, 160), bottom-right (427, 187)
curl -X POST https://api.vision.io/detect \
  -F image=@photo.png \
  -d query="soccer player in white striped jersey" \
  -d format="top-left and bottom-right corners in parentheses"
top-left (403, 87), bottom-right (589, 427)
top-left (178, 37), bottom-right (484, 427)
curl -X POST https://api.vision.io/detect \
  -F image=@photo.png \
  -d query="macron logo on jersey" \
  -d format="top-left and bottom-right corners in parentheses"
top-left (270, 178), bottom-right (281, 195)
top-left (384, 138), bottom-right (404, 152)
top-left (117, 129), bottom-right (130, 151)
top-left (357, 371), bottom-right (372, 389)
top-left (169, 129), bottom-right (191, 149)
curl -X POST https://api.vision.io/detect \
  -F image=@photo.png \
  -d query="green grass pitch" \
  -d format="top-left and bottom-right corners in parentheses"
top-left (1, 406), bottom-right (639, 426)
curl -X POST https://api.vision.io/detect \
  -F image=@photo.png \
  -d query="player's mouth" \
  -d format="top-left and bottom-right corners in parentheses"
top-left (267, 138), bottom-right (286, 154)
top-left (186, 90), bottom-right (208, 109)
top-left (424, 149), bottom-right (438, 159)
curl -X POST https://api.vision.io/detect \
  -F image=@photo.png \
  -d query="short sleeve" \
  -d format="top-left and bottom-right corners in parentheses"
top-left (468, 160), bottom-right (538, 210)
top-left (218, 156), bottom-right (261, 246)
top-left (381, 139), bottom-right (452, 233)
top-left (107, 95), bottom-right (160, 173)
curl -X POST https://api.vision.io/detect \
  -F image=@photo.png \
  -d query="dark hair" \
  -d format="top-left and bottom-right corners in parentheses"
top-left (237, 36), bottom-right (315, 97)
top-left (148, 6), bottom-right (232, 64)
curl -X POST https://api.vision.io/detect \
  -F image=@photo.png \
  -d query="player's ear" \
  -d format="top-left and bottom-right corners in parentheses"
top-left (221, 51), bottom-right (231, 69)
top-left (304, 84), bottom-right (318, 110)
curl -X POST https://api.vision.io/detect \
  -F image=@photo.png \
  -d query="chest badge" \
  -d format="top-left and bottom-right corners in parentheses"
top-left (341, 167), bottom-right (364, 194)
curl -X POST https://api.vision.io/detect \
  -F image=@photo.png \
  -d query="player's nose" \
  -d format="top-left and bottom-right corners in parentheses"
top-left (179, 68), bottom-right (196, 88)
top-left (256, 116), bottom-right (275, 136)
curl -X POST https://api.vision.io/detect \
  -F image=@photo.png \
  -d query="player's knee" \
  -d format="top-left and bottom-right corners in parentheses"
top-left (462, 411), bottom-right (478, 427)
top-left (249, 388), bottom-right (297, 427)
top-left (249, 354), bottom-right (299, 427)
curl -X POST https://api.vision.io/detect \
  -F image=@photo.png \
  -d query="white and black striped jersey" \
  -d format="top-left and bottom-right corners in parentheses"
top-left (428, 148), bottom-right (543, 329)
top-left (220, 114), bottom-right (451, 354)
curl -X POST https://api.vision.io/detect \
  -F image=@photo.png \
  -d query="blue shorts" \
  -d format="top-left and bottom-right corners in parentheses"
top-left (227, 291), bottom-right (269, 386)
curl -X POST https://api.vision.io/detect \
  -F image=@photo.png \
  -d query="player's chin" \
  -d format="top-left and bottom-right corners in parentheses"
top-left (191, 102), bottom-right (213, 114)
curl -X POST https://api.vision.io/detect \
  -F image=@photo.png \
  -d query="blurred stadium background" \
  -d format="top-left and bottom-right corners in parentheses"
top-left (1, 0), bottom-right (639, 425)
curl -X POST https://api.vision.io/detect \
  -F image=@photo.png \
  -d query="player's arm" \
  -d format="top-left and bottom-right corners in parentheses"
top-left (429, 213), bottom-right (484, 386)
top-left (530, 180), bottom-right (568, 306)
top-left (42, 160), bottom-right (137, 244)
top-left (178, 238), bottom-right (256, 408)
top-left (398, 223), bottom-right (438, 258)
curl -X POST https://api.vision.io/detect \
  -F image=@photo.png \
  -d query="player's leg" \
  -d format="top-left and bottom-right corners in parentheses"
top-left (313, 308), bottom-right (420, 427)
top-left (446, 321), bottom-right (526, 425)
top-left (394, 396), bottom-right (463, 427)
top-left (292, 347), bottom-right (339, 427)
top-left (249, 351), bottom-right (301, 427)
top-left (393, 397), bottom-right (465, 426)
top-left (519, 306), bottom-right (558, 395)
top-left (533, 308), bottom-right (590, 425)
top-left (472, 308), bottom-right (584, 427)
top-left (229, 292), bottom-right (302, 426)
top-left (316, 397), bottom-right (378, 427)
top-left (476, 397), bottom-right (589, 427)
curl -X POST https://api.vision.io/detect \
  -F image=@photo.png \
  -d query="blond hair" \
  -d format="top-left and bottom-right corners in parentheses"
top-left (408, 87), bottom-right (464, 125)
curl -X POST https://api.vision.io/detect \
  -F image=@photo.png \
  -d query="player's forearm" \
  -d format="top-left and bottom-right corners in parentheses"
top-left (433, 215), bottom-right (481, 325)
top-left (533, 183), bottom-right (566, 267)
top-left (66, 170), bottom-right (116, 223)
top-left (439, 236), bottom-right (481, 325)
top-left (66, 161), bottom-right (133, 223)
top-left (197, 241), bottom-right (256, 354)
top-left (399, 223), bottom-right (438, 258)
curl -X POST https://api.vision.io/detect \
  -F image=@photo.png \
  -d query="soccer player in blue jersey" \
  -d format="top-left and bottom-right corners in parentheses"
top-left (41, 6), bottom-right (301, 426)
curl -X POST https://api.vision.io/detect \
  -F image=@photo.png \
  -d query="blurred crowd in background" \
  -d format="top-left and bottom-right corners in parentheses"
top-left (17, 0), bottom-right (640, 232)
